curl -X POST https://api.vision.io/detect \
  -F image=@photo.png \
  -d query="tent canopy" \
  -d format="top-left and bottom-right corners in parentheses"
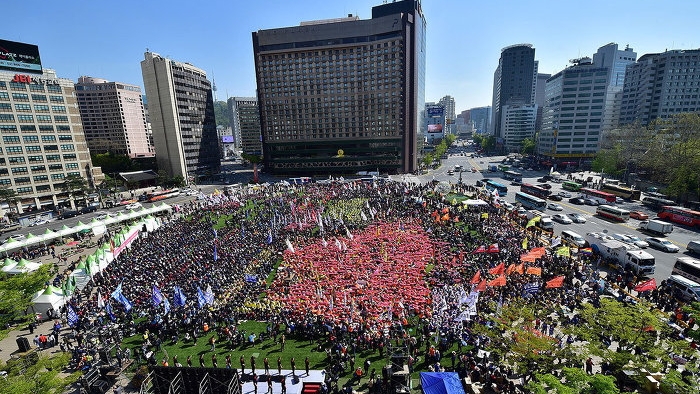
top-left (420, 372), bottom-right (465, 394)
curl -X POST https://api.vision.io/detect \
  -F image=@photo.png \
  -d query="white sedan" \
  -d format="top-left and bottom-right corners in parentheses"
top-left (623, 234), bottom-right (649, 248)
top-left (124, 202), bottom-right (142, 210)
top-left (547, 203), bottom-right (564, 211)
top-left (552, 214), bottom-right (573, 224)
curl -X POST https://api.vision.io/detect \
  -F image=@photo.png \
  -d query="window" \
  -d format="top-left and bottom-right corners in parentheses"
top-left (58, 135), bottom-right (73, 141)
top-left (41, 135), bottom-right (56, 142)
top-left (28, 156), bottom-right (43, 163)
top-left (51, 173), bottom-right (64, 180)
top-left (0, 92), bottom-right (9, 100)
top-left (29, 84), bottom-right (44, 92)
top-left (11, 167), bottom-right (28, 175)
top-left (39, 125), bottom-right (53, 132)
top-left (49, 95), bottom-right (64, 103)
top-left (60, 144), bottom-right (74, 151)
top-left (6, 146), bottom-right (22, 153)
top-left (14, 176), bottom-right (30, 184)
top-left (51, 105), bottom-right (66, 113)
top-left (22, 135), bottom-right (39, 143)
top-left (36, 185), bottom-right (51, 192)
top-left (16, 187), bottom-right (33, 194)
top-left (0, 103), bottom-right (11, 111)
top-left (33, 175), bottom-right (48, 182)
top-left (32, 94), bottom-right (47, 102)
top-left (54, 115), bottom-right (69, 123)
top-left (0, 114), bottom-right (15, 122)
top-left (62, 154), bottom-right (77, 160)
top-left (26, 146), bottom-right (42, 153)
top-left (8, 157), bottom-right (25, 164)
top-left (46, 154), bottom-right (60, 161)
top-left (67, 172), bottom-right (80, 177)
top-left (0, 125), bottom-right (17, 132)
top-left (20, 125), bottom-right (36, 132)
top-left (44, 145), bottom-right (59, 152)
top-left (48, 164), bottom-right (63, 171)
top-left (34, 104), bottom-right (49, 112)
top-left (47, 85), bottom-right (61, 93)
top-left (12, 93), bottom-right (29, 101)
top-left (57, 125), bottom-right (70, 131)
top-left (3, 135), bottom-right (20, 143)
top-left (15, 103), bottom-right (31, 112)
top-left (36, 115), bottom-right (52, 123)
top-left (17, 115), bottom-right (33, 122)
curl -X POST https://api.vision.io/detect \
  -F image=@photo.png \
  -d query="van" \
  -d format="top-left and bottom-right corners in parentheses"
top-left (561, 230), bottom-right (586, 247)
top-left (668, 275), bottom-right (700, 302)
top-left (536, 216), bottom-right (554, 232)
top-left (687, 240), bottom-right (700, 255)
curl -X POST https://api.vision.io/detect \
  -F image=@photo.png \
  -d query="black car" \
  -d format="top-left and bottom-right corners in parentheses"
top-left (80, 205), bottom-right (98, 214)
top-left (537, 183), bottom-right (552, 190)
top-left (537, 177), bottom-right (548, 182)
top-left (59, 210), bottom-right (79, 219)
top-left (548, 194), bottom-right (563, 201)
top-left (569, 197), bottom-right (585, 205)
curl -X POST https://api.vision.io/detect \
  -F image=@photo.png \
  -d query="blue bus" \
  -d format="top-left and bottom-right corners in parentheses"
top-left (515, 192), bottom-right (547, 211)
top-left (485, 180), bottom-right (508, 196)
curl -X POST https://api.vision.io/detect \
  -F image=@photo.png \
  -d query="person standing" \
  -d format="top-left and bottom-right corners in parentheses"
top-left (264, 356), bottom-right (270, 375)
top-left (305, 356), bottom-right (310, 376)
top-left (267, 374), bottom-right (273, 394)
top-left (187, 355), bottom-right (193, 367)
top-left (290, 357), bottom-right (296, 376)
top-left (199, 354), bottom-right (205, 367)
top-left (585, 357), bottom-right (594, 375)
top-left (253, 373), bottom-right (258, 393)
top-left (212, 354), bottom-right (218, 368)
top-left (281, 377), bottom-right (287, 394)
top-left (251, 354), bottom-right (257, 374)
top-left (240, 355), bottom-right (246, 373)
top-left (277, 356), bottom-right (282, 375)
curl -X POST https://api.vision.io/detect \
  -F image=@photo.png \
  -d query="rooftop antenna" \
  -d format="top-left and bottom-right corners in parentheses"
top-left (211, 71), bottom-right (218, 101)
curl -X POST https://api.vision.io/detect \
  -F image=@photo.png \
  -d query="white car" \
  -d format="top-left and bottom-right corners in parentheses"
top-left (584, 198), bottom-right (599, 206)
top-left (124, 202), bottom-right (142, 210)
top-left (646, 237), bottom-right (679, 253)
top-left (2, 234), bottom-right (26, 244)
top-left (30, 219), bottom-right (49, 227)
top-left (186, 190), bottom-right (199, 196)
top-left (547, 203), bottom-right (563, 211)
top-left (94, 213), bottom-right (117, 221)
top-left (567, 213), bottom-right (587, 223)
top-left (623, 234), bottom-right (649, 248)
top-left (611, 233), bottom-right (633, 243)
top-left (503, 202), bottom-right (515, 211)
top-left (552, 214), bottom-right (573, 224)
top-left (558, 191), bottom-right (572, 198)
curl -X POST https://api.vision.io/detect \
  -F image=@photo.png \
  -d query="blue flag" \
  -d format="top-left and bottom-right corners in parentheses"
top-left (163, 297), bottom-right (171, 315)
top-left (197, 287), bottom-right (207, 309)
top-left (267, 230), bottom-right (273, 245)
top-left (67, 304), bottom-right (78, 327)
top-left (105, 301), bottom-right (116, 322)
top-left (213, 244), bottom-right (218, 261)
top-left (152, 285), bottom-right (163, 307)
top-left (110, 282), bottom-right (123, 300)
top-left (245, 274), bottom-right (258, 283)
top-left (118, 292), bottom-right (132, 312)
top-left (523, 282), bottom-right (540, 298)
top-left (204, 285), bottom-right (214, 305)
top-left (213, 227), bottom-right (218, 239)
top-left (173, 286), bottom-right (187, 307)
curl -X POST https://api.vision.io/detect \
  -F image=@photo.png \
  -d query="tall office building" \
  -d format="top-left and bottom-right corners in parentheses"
top-left (538, 58), bottom-right (609, 159)
top-left (438, 95), bottom-right (455, 134)
top-left (425, 103), bottom-right (445, 144)
top-left (252, 0), bottom-right (426, 175)
top-left (230, 97), bottom-right (262, 156)
top-left (75, 76), bottom-right (153, 158)
top-left (0, 39), bottom-right (102, 215)
top-left (469, 106), bottom-right (491, 134)
top-left (592, 43), bottom-right (636, 131)
top-left (620, 48), bottom-right (700, 126)
top-left (140, 52), bottom-right (220, 181)
top-left (491, 44), bottom-right (537, 139)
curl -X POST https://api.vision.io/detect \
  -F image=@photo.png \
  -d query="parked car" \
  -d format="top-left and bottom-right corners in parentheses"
top-left (569, 197), bottom-right (585, 205)
top-left (567, 213), bottom-right (587, 223)
top-left (94, 213), bottom-right (116, 221)
top-left (537, 177), bottom-right (548, 182)
top-left (537, 183), bottom-right (552, 190)
top-left (623, 234), bottom-right (649, 248)
top-left (80, 205), bottom-right (98, 214)
top-left (30, 218), bottom-right (49, 227)
top-left (447, 170), bottom-right (454, 175)
top-left (186, 190), bottom-right (199, 196)
top-left (547, 203), bottom-right (563, 211)
top-left (558, 191), bottom-right (572, 198)
top-left (584, 198), bottom-right (599, 206)
top-left (611, 233), bottom-right (634, 243)
top-left (510, 180), bottom-right (523, 186)
top-left (548, 194), bottom-right (563, 201)
top-left (124, 202), bottom-right (142, 210)
top-left (59, 210), bottom-right (79, 219)
top-left (646, 237), bottom-right (680, 253)
top-left (2, 234), bottom-right (26, 244)
top-left (629, 211), bottom-right (649, 220)
top-left (552, 214), bottom-right (573, 224)
top-left (1, 222), bottom-right (21, 233)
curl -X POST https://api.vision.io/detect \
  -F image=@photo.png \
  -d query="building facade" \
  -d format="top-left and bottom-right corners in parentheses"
top-left (620, 48), bottom-right (700, 126)
top-left (538, 58), bottom-right (609, 159)
top-left (252, 0), bottom-right (426, 175)
top-left (75, 76), bottom-right (153, 158)
top-left (491, 44), bottom-right (537, 138)
top-left (469, 106), bottom-right (491, 134)
top-left (231, 97), bottom-right (262, 156)
top-left (592, 43), bottom-right (636, 132)
top-left (438, 95), bottom-right (455, 135)
top-left (140, 52), bottom-right (220, 181)
top-left (501, 104), bottom-right (538, 152)
top-left (0, 68), bottom-right (101, 214)
top-left (425, 103), bottom-right (445, 144)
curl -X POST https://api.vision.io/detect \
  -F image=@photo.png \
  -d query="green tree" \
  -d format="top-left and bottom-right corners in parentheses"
top-left (527, 367), bottom-right (620, 394)
top-left (0, 186), bottom-right (19, 218)
top-left (214, 101), bottom-right (230, 128)
top-left (521, 138), bottom-right (536, 155)
top-left (481, 134), bottom-right (497, 152)
top-left (0, 352), bottom-right (81, 394)
top-left (0, 265), bottom-right (52, 335)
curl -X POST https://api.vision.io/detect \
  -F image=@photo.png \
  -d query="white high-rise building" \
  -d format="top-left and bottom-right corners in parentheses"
top-left (438, 95), bottom-right (455, 135)
top-left (592, 43), bottom-right (637, 132)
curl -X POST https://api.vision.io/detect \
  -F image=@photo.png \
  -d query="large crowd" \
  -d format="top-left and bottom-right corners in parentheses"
top-left (43, 179), bottom-right (698, 393)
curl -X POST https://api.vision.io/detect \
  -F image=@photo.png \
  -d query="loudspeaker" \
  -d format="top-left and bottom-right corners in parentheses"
top-left (17, 337), bottom-right (31, 352)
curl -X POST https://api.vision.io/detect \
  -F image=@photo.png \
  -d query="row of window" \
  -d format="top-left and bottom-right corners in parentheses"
top-left (2, 81), bottom-right (62, 93)
top-left (0, 125), bottom-right (71, 133)
top-left (0, 114), bottom-right (70, 123)
top-left (0, 145), bottom-right (75, 153)
top-left (3, 135), bottom-right (73, 143)
top-left (1, 104), bottom-right (67, 112)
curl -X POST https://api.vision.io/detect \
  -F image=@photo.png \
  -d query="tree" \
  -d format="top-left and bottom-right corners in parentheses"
top-left (0, 351), bottom-right (81, 394)
top-left (0, 265), bottom-right (52, 336)
top-left (0, 186), bottom-right (19, 217)
top-left (214, 101), bottom-right (230, 129)
top-left (527, 367), bottom-right (620, 394)
top-left (58, 175), bottom-right (89, 210)
top-left (521, 138), bottom-right (536, 155)
top-left (481, 134), bottom-right (497, 152)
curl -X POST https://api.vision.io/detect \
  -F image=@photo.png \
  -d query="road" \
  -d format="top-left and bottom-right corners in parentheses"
top-left (393, 145), bottom-right (700, 284)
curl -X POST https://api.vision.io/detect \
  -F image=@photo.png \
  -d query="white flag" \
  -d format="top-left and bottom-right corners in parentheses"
top-left (285, 238), bottom-right (295, 253)
top-left (551, 236), bottom-right (562, 248)
top-left (97, 291), bottom-right (105, 309)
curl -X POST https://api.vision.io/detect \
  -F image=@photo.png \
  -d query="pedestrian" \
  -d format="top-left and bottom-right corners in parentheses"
top-left (277, 356), bottom-right (282, 375)
top-left (305, 356), bottom-right (310, 376)
top-left (187, 355), bottom-right (192, 367)
top-left (280, 334), bottom-right (286, 351)
top-left (209, 335), bottom-right (216, 351)
top-left (253, 372), bottom-right (258, 393)
top-left (267, 374), bottom-right (273, 394)
top-left (281, 377), bottom-right (287, 394)
top-left (240, 355), bottom-right (246, 373)
top-left (585, 357), bottom-right (593, 375)
top-left (290, 357), bottom-right (295, 376)
top-left (251, 354), bottom-right (257, 374)
top-left (264, 356), bottom-right (270, 375)
top-left (212, 354), bottom-right (218, 368)
top-left (199, 354), bottom-right (206, 367)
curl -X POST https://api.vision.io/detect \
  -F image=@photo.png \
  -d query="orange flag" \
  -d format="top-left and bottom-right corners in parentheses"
top-left (520, 254), bottom-right (537, 262)
top-left (470, 270), bottom-right (481, 284)
top-left (489, 262), bottom-right (505, 275)
top-left (441, 213), bottom-right (450, 222)
top-left (506, 264), bottom-right (516, 275)
top-left (488, 275), bottom-right (507, 287)
top-left (526, 267), bottom-right (542, 276)
top-left (516, 263), bottom-right (525, 275)
top-left (546, 276), bottom-right (565, 288)
top-left (475, 279), bottom-right (487, 292)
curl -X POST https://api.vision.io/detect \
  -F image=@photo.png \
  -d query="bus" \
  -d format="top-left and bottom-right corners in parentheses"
top-left (642, 196), bottom-right (676, 210)
top-left (657, 206), bottom-right (700, 228)
top-left (485, 180), bottom-right (508, 196)
top-left (578, 188), bottom-right (616, 204)
top-left (596, 205), bottom-right (631, 222)
top-left (672, 256), bottom-right (700, 283)
top-left (503, 170), bottom-right (523, 182)
top-left (601, 183), bottom-right (642, 200)
top-left (562, 181), bottom-right (582, 192)
top-left (520, 183), bottom-right (550, 199)
top-left (147, 188), bottom-right (181, 202)
top-left (515, 192), bottom-right (547, 211)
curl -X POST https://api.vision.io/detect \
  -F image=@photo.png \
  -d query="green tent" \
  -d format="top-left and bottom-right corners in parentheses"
top-left (42, 285), bottom-right (62, 296)
top-left (76, 261), bottom-right (87, 270)
top-left (2, 257), bottom-right (17, 267)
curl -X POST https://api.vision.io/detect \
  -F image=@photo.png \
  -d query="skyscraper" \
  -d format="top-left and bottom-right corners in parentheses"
top-left (491, 44), bottom-right (537, 138)
top-left (438, 95), bottom-right (455, 135)
top-left (75, 76), bottom-right (153, 158)
top-left (140, 52), bottom-right (220, 181)
top-left (469, 106), bottom-right (491, 134)
top-left (230, 97), bottom-right (262, 156)
top-left (592, 43), bottom-right (636, 131)
top-left (620, 48), bottom-right (699, 126)
top-left (252, 0), bottom-right (426, 175)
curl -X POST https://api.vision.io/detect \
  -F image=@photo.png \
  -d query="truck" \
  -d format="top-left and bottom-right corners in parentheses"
top-left (488, 164), bottom-right (499, 172)
top-left (588, 238), bottom-right (656, 277)
top-left (639, 219), bottom-right (674, 235)
top-left (525, 211), bottom-right (554, 231)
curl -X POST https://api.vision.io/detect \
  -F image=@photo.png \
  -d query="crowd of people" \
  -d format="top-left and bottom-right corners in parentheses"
top-left (48, 178), bottom-right (698, 392)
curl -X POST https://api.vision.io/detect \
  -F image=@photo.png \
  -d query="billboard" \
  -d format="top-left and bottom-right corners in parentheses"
top-left (427, 106), bottom-right (444, 117)
top-left (222, 135), bottom-right (234, 143)
top-left (0, 39), bottom-right (42, 73)
top-left (427, 124), bottom-right (443, 133)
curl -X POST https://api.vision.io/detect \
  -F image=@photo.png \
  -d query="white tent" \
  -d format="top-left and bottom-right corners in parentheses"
top-left (31, 286), bottom-right (66, 317)
top-left (2, 258), bottom-right (42, 275)
top-left (462, 199), bottom-right (489, 207)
